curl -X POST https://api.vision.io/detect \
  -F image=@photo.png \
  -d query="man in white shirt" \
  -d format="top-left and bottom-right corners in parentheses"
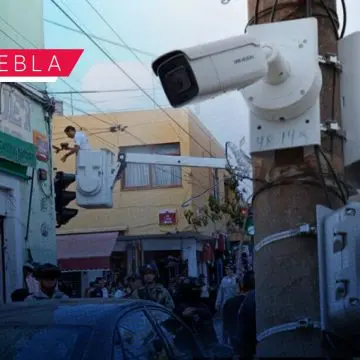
top-left (61, 125), bottom-right (91, 162)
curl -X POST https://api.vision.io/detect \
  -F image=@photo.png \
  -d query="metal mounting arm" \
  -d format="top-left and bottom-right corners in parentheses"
top-left (112, 152), bottom-right (228, 188)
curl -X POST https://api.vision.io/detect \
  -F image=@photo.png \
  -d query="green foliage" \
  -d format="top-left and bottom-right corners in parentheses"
top-left (184, 171), bottom-right (248, 232)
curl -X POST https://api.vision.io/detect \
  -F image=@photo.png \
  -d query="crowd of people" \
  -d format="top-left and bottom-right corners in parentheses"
top-left (10, 260), bottom-right (257, 357)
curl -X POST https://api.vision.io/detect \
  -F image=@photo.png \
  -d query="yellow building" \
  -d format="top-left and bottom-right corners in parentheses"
top-left (52, 108), bottom-right (226, 290)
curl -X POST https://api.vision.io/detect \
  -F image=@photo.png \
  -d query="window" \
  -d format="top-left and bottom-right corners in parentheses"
top-left (0, 325), bottom-right (91, 360)
top-left (121, 143), bottom-right (182, 189)
top-left (114, 310), bottom-right (169, 360)
top-left (149, 309), bottom-right (202, 360)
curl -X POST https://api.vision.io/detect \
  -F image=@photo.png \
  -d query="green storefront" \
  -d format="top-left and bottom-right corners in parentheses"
top-left (0, 131), bottom-right (36, 303)
top-left (0, 131), bottom-right (37, 178)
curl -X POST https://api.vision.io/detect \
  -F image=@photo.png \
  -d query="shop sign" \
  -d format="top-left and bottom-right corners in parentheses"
top-left (0, 131), bottom-right (36, 168)
top-left (0, 84), bottom-right (32, 142)
top-left (159, 209), bottom-right (177, 225)
top-left (33, 130), bottom-right (49, 162)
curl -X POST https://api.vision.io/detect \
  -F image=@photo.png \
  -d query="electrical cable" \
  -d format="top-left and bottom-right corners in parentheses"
top-left (270, 0), bottom-right (279, 22)
top-left (339, 0), bottom-right (347, 39)
top-left (225, 141), bottom-right (232, 169)
top-left (254, 0), bottom-right (260, 24)
top-left (305, 0), bottom-right (312, 17)
top-left (225, 141), bottom-right (263, 185)
top-left (247, 0), bottom-right (346, 210)
top-left (319, 0), bottom-right (339, 40)
top-left (50, 0), bottom-right (215, 159)
top-left (0, 14), bottom-right (212, 196)
top-left (10, 21), bottom-right (137, 131)
top-left (3, 2), bottom-right (218, 189)
top-left (245, 2), bottom-right (339, 32)
top-left (51, 6), bottom-right (211, 173)
top-left (24, 168), bottom-right (35, 262)
top-left (327, 65), bottom-right (337, 160)
top-left (0, 21), bottom-right (188, 179)
top-left (84, 0), bottom-right (150, 74)
top-left (44, 18), bottom-right (155, 57)
top-left (0, 14), bottom-right (118, 128)
top-left (181, 185), bottom-right (219, 208)
top-left (316, 145), bottom-right (347, 203)
top-left (48, 88), bottom-right (158, 95)
top-left (314, 145), bottom-right (332, 208)
top-left (53, 96), bottom-right (208, 187)
top-left (250, 174), bottom-right (346, 206)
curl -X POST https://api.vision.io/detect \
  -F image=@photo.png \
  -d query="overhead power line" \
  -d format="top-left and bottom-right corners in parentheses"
top-left (44, 18), bottom-right (156, 58)
top-left (48, 88), bottom-right (158, 94)
top-left (50, 0), bottom-right (214, 158)
top-left (0, 8), bottom-right (213, 192)
top-left (84, 0), bottom-right (151, 74)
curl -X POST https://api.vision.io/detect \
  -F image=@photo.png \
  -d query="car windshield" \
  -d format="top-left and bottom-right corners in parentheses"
top-left (0, 324), bottom-right (91, 360)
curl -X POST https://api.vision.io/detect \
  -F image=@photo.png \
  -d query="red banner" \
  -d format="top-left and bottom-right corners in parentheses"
top-left (0, 49), bottom-right (83, 77)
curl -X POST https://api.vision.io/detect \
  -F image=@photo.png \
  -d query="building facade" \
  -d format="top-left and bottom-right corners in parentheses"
top-left (52, 108), bottom-right (226, 289)
top-left (0, 0), bottom-right (57, 303)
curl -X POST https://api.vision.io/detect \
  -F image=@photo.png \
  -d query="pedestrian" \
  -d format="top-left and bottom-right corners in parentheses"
top-left (215, 263), bottom-right (238, 312)
top-left (88, 281), bottom-right (103, 298)
top-left (208, 280), bottom-right (218, 315)
top-left (124, 274), bottom-right (142, 298)
top-left (95, 277), bottom-right (108, 298)
top-left (60, 125), bottom-right (92, 163)
top-left (131, 264), bottom-right (175, 310)
top-left (174, 276), bottom-right (218, 353)
top-left (222, 270), bottom-right (255, 350)
top-left (23, 262), bottom-right (39, 295)
top-left (236, 289), bottom-right (256, 358)
top-left (25, 263), bottom-right (69, 301)
top-left (113, 281), bottom-right (126, 299)
top-left (215, 263), bottom-right (238, 344)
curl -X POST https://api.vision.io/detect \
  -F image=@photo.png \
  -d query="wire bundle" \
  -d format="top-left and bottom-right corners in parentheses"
top-left (248, 0), bottom-right (347, 39)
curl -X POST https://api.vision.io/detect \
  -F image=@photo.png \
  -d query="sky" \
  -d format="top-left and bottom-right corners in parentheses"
top-left (43, 0), bottom-right (358, 154)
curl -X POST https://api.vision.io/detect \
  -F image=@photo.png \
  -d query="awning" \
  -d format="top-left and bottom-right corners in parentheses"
top-left (57, 232), bottom-right (119, 271)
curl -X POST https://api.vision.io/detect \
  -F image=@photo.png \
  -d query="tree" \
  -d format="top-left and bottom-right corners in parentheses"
top-left (184, 168), bottom-right (249, 233)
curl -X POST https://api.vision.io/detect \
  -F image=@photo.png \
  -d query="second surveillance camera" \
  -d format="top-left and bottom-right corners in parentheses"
top-left (152, 35), bottom-right (269, 108)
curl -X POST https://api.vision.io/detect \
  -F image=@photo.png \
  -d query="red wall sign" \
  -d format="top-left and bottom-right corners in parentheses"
top-left (159, 209), bottom-right (177, 225)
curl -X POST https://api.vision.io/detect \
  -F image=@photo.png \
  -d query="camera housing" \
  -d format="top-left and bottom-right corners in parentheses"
top-left (152, 35), bottom-right (268, 107)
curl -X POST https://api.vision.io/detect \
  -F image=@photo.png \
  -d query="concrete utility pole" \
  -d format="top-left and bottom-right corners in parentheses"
top-left (246, 0), bottom-right (343, 357)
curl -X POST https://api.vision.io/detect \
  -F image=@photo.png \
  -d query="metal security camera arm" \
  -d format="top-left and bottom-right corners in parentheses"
top-left (111, 152), bottom-right (227, 188)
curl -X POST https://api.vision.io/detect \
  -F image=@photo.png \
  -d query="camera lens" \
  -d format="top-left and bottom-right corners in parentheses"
top-left (165, 66), bottom-right (191, 94)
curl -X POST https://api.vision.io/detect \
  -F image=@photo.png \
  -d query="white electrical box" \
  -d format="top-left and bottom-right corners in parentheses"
top-left (316, 203), bottom-right (360, 336)
top-left (243, 18), bottom-right (321, 153)
top-left (338, 32), bottom-right (360, 191)
top-left (339, 32), bottom-right (360, 167)
top-left (76, 149), bottom-right (116, 209)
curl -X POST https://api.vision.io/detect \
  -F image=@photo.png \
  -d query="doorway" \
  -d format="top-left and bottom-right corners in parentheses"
top-left (0, 217), bottom-right (6, 303)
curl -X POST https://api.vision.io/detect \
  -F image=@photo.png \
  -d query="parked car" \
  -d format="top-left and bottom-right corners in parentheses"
top-left (0, 298), bottom-right (232, 360)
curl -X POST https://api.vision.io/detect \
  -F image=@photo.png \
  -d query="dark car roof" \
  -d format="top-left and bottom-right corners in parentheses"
top-left (0, 298), bottom-right (152, 327)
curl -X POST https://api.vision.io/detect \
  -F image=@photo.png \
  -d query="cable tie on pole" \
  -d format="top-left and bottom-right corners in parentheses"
top-left (254, 223), bottom-right (316, 252)
top-left (257, 318), bottom-right (321, 342)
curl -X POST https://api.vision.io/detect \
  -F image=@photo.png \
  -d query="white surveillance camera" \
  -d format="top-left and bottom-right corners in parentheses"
top-left (152, 35), bottom-right (269, 108)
